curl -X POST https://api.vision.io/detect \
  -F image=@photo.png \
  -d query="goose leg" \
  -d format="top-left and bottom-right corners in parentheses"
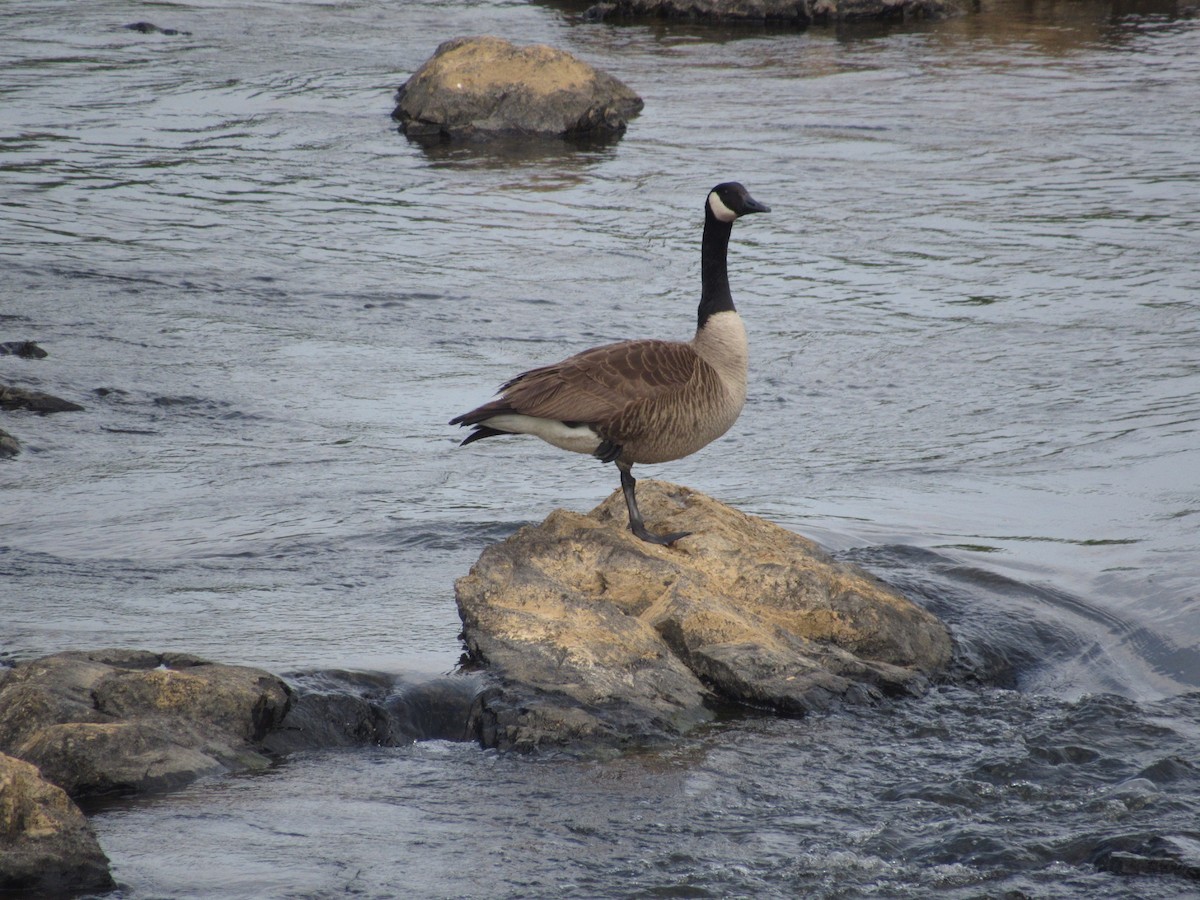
top-left (618, 464), bottom-right (691, 546)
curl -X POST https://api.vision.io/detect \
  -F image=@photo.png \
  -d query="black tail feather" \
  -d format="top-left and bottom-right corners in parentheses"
top-left (449, 403), bottom-right (515, 429)
top-left (459, 426), bottom-right (507, 446)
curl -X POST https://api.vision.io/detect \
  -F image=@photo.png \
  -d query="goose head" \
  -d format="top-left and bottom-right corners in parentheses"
top-left (707, 182), bottom-right (771, 223)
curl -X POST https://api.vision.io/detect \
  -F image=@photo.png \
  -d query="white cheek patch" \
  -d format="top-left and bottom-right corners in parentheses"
top-left (708, 191), bottom-right (738, 223)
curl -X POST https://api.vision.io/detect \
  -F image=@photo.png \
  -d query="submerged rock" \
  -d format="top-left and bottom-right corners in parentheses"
top-left (0, 428), bottom-right (18, 458)
top-left (0, 753), bottom-right (114, 894)
top-left (0, 341), bottom-right (47, 359)
top-left (262, 669), bottom-right (479, 754)
top-left (393, 35), bottom-right (643, 143)
top-left (456, 481), bottom-right (953, 751)
top-left (583, 0), bottom-right (962, 24)
top-left (1092, 834), bottom-right (1200, 881)
top-left (0, 650), bottom-right (291, 798)
top-left (0, 384), bottom-right (83, 413)
top-left (123, 21), bottom-right (191, 36)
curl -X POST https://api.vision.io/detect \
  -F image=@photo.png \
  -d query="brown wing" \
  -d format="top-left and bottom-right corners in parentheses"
top-left (497, 339), bottom-right (703, 440)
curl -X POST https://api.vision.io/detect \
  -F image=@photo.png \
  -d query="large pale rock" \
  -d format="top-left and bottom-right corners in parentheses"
top-left (0, 650), bottom-right (291, 798)
top-left (456, 481), bottom-right (952, 751)
top-left (584, 0), bottom-right (962, 24)
top-left (0, 752), bottom-right (113, 894)
top-left (393, 36), bottom-right (643, 143)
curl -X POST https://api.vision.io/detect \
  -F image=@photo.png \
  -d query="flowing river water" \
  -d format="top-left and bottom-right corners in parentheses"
top-left (2, 0), bottom-right (1198, 896)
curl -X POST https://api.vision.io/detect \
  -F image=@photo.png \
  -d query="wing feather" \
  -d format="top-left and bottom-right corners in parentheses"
top-left (486, 339), bottom-right (704, 442)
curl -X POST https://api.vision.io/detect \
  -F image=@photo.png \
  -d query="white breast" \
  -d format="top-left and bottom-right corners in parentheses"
top-left (691, 310), bottom-right (749, 408)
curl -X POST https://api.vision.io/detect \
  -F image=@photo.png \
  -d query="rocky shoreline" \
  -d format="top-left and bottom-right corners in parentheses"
top-left (1, 486), bottom-right (953, 893)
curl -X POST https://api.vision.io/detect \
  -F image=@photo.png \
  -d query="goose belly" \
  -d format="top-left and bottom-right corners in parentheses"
top-left (482, 414), bottom-right (602, 456)
top-left (622, 396), bottom-right (745, 465)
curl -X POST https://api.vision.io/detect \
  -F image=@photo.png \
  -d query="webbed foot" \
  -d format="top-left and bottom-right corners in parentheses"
top-left (629, 521), bottom-right (692, 546)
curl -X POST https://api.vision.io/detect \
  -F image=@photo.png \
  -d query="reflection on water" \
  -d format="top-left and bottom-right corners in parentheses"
top-left (413, 133), bottom-right (622, 171)
top-left (2, 0), bottom-right (1199, 896)
top-left (939, 0), bottom-right (1196, 49)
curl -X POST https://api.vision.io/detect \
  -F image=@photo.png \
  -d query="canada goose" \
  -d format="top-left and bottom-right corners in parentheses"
top-left (450, 182), bottom-right (770, 545)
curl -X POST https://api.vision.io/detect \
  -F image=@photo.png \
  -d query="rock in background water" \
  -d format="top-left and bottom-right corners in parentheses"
top-left (393, 35), bottom-right (644, 143)
top-left (583, 0), bottom-right (963, 24)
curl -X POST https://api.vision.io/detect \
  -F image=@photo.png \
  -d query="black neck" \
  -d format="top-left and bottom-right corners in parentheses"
top-left (697, 207), bottom-right (734, 331)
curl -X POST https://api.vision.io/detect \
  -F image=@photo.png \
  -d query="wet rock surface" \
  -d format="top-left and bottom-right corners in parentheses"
top-left (123, 21), bottom-right (191, 36)
top-left (1092, 834), bottom-right (1200, 881)
top-left (393, 35), bottom-right (643, 143)
top-left (0, 654), bottom-right (482, 894)
top-left (582, 0), bottom-right (963, 24)
top-left (0, 650), bottom-right (291, 799)
top-left (0, 384), bottom-right (84, 413)
top-left (262, 670), bottom-right (479, 754)
top-left (0, 752), bottom-right (114, 895)
top-left (0, 341), bottom-right (47, 359)
top-left (456, 481), bottom-right (953, 751)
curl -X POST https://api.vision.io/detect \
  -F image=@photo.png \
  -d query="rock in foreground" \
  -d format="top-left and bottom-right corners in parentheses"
top-left (456, 482), bottom-right (953, 751)
top-left (0, 753), bottom-right (114, 895)
top-left (0, 650), bottom-right (291, 798)
top-left (393, 35), bottom-right (643, 143)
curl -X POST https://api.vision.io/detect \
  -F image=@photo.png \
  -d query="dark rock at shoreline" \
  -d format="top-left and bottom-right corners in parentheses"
top-left (0, 341), bottom-right (47, 359)
top-left (1092, 834), bottom-right (1200, 880)
top-left (583, 0), bottom-right (963, 24)
top-left (0, 650), bottom-right (291, 799)
top-left (262, 670), bottom-right (478, 754)
top-left (0, 655), bottom-right (478, 894)
top-left (0, 753), bottom-right (114, 894)
top-left (0, 384), bottom-right (84, 413)
top-left (393, 35), bottom-right (643, 143)
top-left (0, 428), bottom-right (18, 458)
top-left (263, 671), bottom-right (403, 752)
top-left (456, 481), bottom-right (954, 751)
